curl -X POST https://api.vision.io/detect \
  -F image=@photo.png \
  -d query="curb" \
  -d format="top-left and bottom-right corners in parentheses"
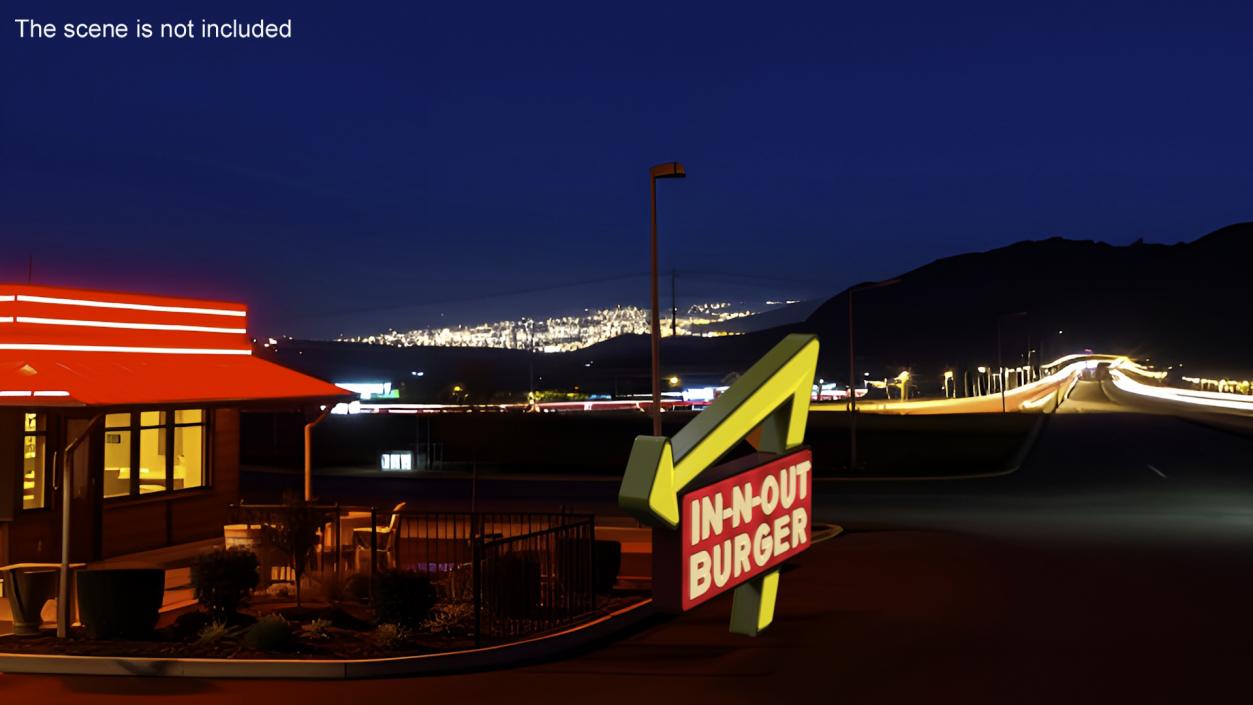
top-left (0, 598), bottom-right (654, 680)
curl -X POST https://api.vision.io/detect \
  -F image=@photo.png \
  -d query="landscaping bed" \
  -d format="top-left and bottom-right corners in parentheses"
top-left (1, 499), bottom-right (633, 663)
top-left (0, 593), bottom-right (645, 660)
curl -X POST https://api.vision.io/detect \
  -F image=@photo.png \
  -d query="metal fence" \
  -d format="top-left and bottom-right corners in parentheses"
top-left (224, 504), bottom-right (597, 645)
top-left (478, 519), bottom-right (595, 641)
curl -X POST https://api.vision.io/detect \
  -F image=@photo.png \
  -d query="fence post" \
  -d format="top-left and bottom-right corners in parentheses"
top-left (334, 502), bottom-right (341, 583)
top-left (473, 512), bottom-right (482, 648)
top-left (370, 506), bottom-right (378, 581)
top-left (586, 518), bottom-right (595, 612)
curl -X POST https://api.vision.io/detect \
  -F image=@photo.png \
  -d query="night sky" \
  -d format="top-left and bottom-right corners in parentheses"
top-left (3, 1), bottom-right (1251, 337)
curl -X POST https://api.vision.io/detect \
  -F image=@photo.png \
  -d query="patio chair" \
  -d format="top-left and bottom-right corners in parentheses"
top-left (353, 502), bottom-right (406, 571)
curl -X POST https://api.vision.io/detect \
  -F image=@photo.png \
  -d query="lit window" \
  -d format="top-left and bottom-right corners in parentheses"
top-left (103, 413), bottom-right (132, 498)
top-left (173, 411), bottom-right (205, 490)
top-left (139, 412), bottom-right (166, 494)
top-left (22, 413), bottom-right (47, 510)
top-left (104, 409), bottom-right (208, 498)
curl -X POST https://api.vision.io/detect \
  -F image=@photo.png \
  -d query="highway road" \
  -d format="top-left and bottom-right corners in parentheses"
top-left (5, 380), bottom-right (1253, 703)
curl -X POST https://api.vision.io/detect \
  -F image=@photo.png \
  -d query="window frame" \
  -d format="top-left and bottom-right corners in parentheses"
top-left (19, 412), bottom-right (49, 512)
top-left (102, 408), bottom-right (211, 502)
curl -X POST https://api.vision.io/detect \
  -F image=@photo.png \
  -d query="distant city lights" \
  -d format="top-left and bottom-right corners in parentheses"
top-left (339, 302), bottom-right (763, 352)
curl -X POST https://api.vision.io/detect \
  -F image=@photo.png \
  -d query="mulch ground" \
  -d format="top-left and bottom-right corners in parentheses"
top-left (0, 594), bottom-right (646, 660)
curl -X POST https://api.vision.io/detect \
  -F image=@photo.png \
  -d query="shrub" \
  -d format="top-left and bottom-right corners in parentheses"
top-left (243, 613), bottom-right (293, 651)
top-left (423, 601), bottom-right (475, 636)
top-left (373, 623), bottom-right (412, 648)
top-left (371, 569), bottom-right (437, 628)
top-left (190, 547), bottom-right (260, 617)
top-left (265, 582), bottom-right (294, 599)
top-left (195, 621), bottom-right (243, 646)
top-left (300, 618), bottom-right (333, 640)
top-left (76, 566), bottom-right (165, 639)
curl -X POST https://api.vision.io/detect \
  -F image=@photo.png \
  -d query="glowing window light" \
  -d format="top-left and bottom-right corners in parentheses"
top-left (380, 451), bottom-right (414, 471)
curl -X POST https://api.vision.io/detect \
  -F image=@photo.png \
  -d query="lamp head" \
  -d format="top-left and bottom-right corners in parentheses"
top-left (650, 162), bottom-right (686, 180)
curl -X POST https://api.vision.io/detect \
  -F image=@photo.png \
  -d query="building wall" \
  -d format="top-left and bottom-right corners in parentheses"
top-left (99, 408), bottom-right (240, 558)
top-left (2, 408), bottom-right (241, 563)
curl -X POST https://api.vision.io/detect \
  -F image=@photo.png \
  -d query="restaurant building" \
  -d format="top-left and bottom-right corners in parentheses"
top-left (0, 284), bottom-right (350, 566)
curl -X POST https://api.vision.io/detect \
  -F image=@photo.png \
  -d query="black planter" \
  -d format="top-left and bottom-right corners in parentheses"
top-left (75, 565), bottom-right (164, 639)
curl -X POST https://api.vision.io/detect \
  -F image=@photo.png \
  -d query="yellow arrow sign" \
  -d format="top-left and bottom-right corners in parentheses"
top-left (619, 333), bottom-right (819, 636)
top-left (619, 332), bottom-right (819, 527)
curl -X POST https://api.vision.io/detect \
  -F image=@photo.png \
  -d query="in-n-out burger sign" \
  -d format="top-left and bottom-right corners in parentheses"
top-left (620, 334), bottom-right (819, 636)
top-left (675, 449), bottom-right (811, 610)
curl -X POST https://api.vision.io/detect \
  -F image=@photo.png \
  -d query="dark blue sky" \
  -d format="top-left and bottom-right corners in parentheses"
top-left (3, 1), bottom-right (1251, 337)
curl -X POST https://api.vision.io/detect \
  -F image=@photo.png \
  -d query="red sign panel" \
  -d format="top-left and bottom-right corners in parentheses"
top-left (674, 449), bottom-right (812, 611)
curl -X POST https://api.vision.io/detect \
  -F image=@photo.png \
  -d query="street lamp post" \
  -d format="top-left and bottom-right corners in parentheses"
top-left (847, 277), bottom-right (901, 470)
top-left (997, 311), bottom-right (1027, 413)
top-left (649, 162), bottom-right (685, 436)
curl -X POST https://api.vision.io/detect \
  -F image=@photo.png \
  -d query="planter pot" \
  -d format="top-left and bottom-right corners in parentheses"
top-left (75, 565), bottom-right (164, 640)
top-left (3, 568), bottom-right (59, 636)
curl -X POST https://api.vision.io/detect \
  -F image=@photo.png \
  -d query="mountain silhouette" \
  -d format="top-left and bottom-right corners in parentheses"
top-left (264, 223), bottom-right (1253, 397)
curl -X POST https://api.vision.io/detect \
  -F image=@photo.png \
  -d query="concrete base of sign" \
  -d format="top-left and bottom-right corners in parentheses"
top-left (0, 598), bottom-right (655, 679)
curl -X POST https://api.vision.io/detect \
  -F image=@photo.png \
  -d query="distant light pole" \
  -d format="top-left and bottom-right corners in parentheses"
top-left (848, 277), bottom-right (901, 470)
top-left (649, 162), bottom-right (686, 435)
top-left (997, 311), bottom-right (1027, 413)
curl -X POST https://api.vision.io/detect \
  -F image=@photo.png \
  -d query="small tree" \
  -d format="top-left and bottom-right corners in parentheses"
top-left (190, 546), bottom-right (260, 618)
top-left (260, 495), bottom-right (323, 607)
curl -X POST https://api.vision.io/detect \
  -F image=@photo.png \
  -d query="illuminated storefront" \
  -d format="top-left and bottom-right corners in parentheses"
top-left (0, 284), bottom-right (350, 565)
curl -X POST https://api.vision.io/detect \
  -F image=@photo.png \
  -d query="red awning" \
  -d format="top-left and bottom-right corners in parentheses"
top-left (0, 352), bottom-right (352, 408)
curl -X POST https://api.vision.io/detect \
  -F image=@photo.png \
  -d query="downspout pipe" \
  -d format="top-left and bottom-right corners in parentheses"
top-left (304, 404), bottom-right (335, 501)
top-left (58, 413), bottom-right (103, 639)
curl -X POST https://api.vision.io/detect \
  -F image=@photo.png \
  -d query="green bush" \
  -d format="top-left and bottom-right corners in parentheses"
top-left (300, 618), bottom-right (333, 640)
top-left (371, 569), bottom-right (437, 628)
top-left (190, 547), bottom-right (260, 617)
top-left (243, 613), bottom-right (293, 651)
top-left (195, 621), bottom-right (244, 646)
top-left (424, 601), bottom-right (475, 636)
top-left (373, 623), bottom-right (412, 648)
